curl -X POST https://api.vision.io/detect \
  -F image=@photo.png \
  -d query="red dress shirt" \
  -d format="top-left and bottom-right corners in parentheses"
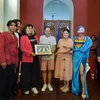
top-left (0, 32), bottom-right (18, 65)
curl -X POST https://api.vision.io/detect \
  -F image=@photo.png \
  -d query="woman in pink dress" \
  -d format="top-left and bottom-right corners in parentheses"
top-left (54, 29), bottom-right (73, 93)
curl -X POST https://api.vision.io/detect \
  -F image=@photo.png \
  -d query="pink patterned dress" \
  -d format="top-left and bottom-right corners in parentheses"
top-left (54, 38), bottom-right (73, 81)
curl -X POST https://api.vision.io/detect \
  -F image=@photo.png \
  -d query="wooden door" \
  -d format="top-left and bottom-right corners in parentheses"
top-left (44, 20), bottom-right (71, 39)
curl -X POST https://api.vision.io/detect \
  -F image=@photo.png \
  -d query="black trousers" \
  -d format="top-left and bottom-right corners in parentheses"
top-left (4, 64), bottom-right (15, 100)
top-left (14, 48), bottom-right (22, 92)
top-left (12, 48), bottom-right (22, 94)
top-left (13, 65), bottom-right (20, 94)
top-left (21, 58), bottom-right (40, 92)
top-left (0, 66), bottom-right (6, 100)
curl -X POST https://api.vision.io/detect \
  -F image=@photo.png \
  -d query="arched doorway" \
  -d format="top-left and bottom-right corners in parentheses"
top-left (43, 0), bottom-right (74, 37)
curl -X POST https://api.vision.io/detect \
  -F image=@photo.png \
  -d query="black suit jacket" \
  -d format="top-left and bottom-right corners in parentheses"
top-left (18, 32), bottom-right (22, 60)
top-left (97, 31), bottom-right (100, 57)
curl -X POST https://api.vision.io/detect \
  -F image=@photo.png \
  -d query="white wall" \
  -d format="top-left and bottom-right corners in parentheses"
top-left (0, 0), bottom-right (20, 32)
top-left (4, 0), bottom-right (20, 31)
top-left (0, 0), bottom-right (4, 32)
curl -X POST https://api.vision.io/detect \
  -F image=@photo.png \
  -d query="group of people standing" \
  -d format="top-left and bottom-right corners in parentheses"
top-left (0, 19), bottom-right (100, 100)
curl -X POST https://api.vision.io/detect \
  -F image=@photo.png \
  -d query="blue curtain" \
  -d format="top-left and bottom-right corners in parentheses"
top-left (57, 22), bottom-right (60, 43)
top-left (43, 22), bottom-right (46, 35)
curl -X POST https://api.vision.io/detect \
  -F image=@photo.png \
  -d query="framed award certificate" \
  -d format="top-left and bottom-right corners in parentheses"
top-left (35, 44), bottom-right (52, 55)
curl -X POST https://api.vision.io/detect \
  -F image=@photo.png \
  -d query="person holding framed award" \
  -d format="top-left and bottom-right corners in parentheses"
top-left (20, 24), bottom-right (40, 95)
top-left (39, 26), bottom-right (56, 92)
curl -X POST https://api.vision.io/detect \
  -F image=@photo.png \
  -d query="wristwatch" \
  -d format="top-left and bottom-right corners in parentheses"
top-left (19, 72), bottom-right (21, 75)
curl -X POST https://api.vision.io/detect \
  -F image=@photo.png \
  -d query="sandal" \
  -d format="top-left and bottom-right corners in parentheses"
top-left (81, 88), bottom-right (86, 99)
top-left (61, 87), bottom-right (69, 93)
top-left (60, 86), bottom-right (66, 91)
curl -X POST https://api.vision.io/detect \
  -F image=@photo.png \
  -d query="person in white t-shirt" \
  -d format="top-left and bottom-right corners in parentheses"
top-left (40, 26), bottom-right (56, 92)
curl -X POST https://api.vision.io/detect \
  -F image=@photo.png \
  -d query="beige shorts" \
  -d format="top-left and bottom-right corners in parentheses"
top-left (41, 59), bottom-right (54, 71)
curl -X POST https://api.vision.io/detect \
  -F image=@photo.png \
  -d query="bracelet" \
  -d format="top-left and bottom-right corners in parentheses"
top-left (19, 73), bottom-right (21, 75)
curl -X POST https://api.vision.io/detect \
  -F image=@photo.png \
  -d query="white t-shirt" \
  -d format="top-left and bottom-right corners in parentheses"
top-left (39, 35), bottom-right (56, 60)
top-left (39, 35), bottom-right (56, 47)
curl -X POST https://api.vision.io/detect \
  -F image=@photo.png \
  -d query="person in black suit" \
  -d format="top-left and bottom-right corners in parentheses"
top-left (14, 19), bottom-right (22, 61)
top-left (97, 31), bottom-right (100, 80)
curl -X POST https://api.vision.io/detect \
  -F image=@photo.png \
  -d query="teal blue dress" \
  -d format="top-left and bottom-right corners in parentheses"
top-left (72, 36), bottom-right (92, 99)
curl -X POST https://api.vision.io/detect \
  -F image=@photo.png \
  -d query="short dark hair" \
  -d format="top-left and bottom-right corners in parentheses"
top-left (44, 26), bottom-right (51, 30)
top-left (7, 20), bottom-right (17, 27)
top-left (13, 19), bottom-right (22, 24)
top-left (63, 28), bottom-right (70, 33)
top-left (22, 24), bottom-right (33, 35)
top-left (63, 28), bottom-right (70, 38)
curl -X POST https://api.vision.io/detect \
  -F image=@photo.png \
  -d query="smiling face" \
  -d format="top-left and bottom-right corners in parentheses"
top-left (44, 27), bottom-right (51, 37)
top-left (26, 26), bottom-right (33, 35)
top-left (63, 30), bottom-right (70, 39)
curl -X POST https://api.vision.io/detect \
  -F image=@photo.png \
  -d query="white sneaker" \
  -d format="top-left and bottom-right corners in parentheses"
top-left (31, 88), bottom-right (39, 94)
top-left (24, 90), bottom-right (29, 94)
top-left (48, 84), bottom-right (53, 91)
top-left (41, 84), bottom-right (47, 92)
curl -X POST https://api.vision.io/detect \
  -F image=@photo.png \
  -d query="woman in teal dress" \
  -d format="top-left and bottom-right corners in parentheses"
top-left (72, 26), bottom-right (92, 99)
